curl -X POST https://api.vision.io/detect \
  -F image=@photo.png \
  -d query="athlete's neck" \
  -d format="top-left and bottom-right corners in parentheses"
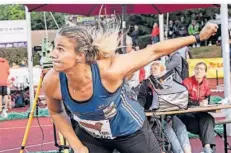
top-left (65, 63), bottom-right (92, 89)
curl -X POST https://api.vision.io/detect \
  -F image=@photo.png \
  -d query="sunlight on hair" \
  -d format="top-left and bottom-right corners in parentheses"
top-left (90, 18), bottom-right (121, 58)
top-left (90, 4), bottom-right (130, 58)
top-left (57, 4), bottom-right (134, 62)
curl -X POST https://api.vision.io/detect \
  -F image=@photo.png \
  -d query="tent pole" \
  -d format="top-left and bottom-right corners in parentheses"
top-left (159, 14), bottom-right (165, 63)
top-left (221, 4), bottom-right (231, 136)
top-left (122, 4), bottom-right (126, 53)
top-left (44, 12), bottom-right (48, 41)
top-left (50, 12), bottom-right (60, 29)
top-left (166, 12), bottom-right (169, 40)
top-left (25, 6), bottom-right (34, 110)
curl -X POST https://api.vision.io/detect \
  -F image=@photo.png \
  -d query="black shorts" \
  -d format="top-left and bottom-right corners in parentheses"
top-left (0, 86), bottom-right (7, 96)
top-left (71, 119), bottom-right (161, 153)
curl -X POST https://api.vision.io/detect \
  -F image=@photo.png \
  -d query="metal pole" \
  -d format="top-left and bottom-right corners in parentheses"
top-left (159, 14), bottom-right (164, 42)
top-left (159, 14), bottom-right (165, 63)
top-left (44, 12), bottom-right (48, 42)
top-left (50, 12), bottom-right (60, 29)
top-left (224, 124), bottom-right (228, 153)
top-left (19, 73), bottom-right (44, 153)
top-left (221, 4), bottom-right (231, 136)
top-left (166, 13), bottom-right (169, 40)
top-left (122, 4), bottom-right (126, 54)
top-left (25, 6), bottom-right (34, 110)
top-left (221, 4), bottom-right (230, 97)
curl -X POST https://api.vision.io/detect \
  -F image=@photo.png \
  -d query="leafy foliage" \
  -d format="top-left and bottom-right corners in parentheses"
top-left (0, 48), bottom-right (40, 66)
top-left (0, 4), bottom-right (65, 30)
top-left (127, 7), bottom-right (221, 36)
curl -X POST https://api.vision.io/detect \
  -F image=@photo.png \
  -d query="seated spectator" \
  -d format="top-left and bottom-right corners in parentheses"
top-left (138, 61), bottom-right (192, 153)
top-left (168, 20), bottom-right (177, 38)
top-left (177, 46), bottom-right (192, 60)
top-left (178, 62), bottom-right (215, 153)
top-left (178, 16), bottom-right (188, 37)
top-left (165, 52), bottom-right (183, 83)
top-left (188, 19), bottom-right (200, 36)
top-left (188, 19), bottom-right (200, 47)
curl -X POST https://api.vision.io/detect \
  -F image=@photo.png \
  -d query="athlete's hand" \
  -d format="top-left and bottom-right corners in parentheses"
top-left (199, 22), bottom-right (218, 41)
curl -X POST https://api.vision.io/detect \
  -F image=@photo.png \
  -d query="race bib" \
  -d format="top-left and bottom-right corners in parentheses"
top-left (73, 115), bottom-right (115, 139)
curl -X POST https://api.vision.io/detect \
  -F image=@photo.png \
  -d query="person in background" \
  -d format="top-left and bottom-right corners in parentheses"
top-left (130, 25), bottom-right (139, 46)
top-left (165, 52), bottom-right (183, 83)
top-left (168, 20), bottom-right (177, 38)
top-left (178, 62), bottom-right (215, 153)
top-left (0, 54), bottom-right (10, 113)
top-left (125, 36), bottom-right (145, 89)
top-left (19, 60), bottom-right (27, 67)
top-left (177, 46), bottom-right (191, 60)
top-left (178, 16), bottom-right (188, 37)
top-left (138, 61), bottom-right (192, 153)
top-left (188, 19), bottom-right (200, 47)
top-left (151, 22), bottom-right (160, 44)
top-left (5, 79), bottom-right (12, 110)
top-left (11, 62), bottom-right (20, 68)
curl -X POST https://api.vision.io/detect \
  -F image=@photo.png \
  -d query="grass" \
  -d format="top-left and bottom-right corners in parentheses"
top-left (137, 34), bottom-right (223, 59)
top-left (189, 45), bottom-right (222, 59)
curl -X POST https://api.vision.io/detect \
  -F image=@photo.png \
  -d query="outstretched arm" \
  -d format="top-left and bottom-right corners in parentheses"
top-left (109, 23), bottom-right (218, 80)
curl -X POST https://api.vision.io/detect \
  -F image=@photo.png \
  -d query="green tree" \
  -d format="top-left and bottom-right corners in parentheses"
top-left (0, 4), bottom-right (66, 30)
top-left (7, 4), bottom-right (25, 20)
top-left (0, 4), bottom-right (25, 20)
top-left (31, 12), bottom-right (65, 30)
top-left (127, 7), bottom-right (221, 37)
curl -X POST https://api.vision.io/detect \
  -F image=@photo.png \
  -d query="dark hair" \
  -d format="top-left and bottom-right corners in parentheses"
top-left (195, 62), bottom-right (207, 72)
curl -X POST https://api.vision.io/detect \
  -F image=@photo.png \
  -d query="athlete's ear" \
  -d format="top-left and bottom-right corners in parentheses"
top-left (76, 52), bottom-right (85, 63)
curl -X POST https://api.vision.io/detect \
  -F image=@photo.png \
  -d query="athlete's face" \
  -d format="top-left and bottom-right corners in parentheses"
top-left (50, 35), bottom-right (84, 72)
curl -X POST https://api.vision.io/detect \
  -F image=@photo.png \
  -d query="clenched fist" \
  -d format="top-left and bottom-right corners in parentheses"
top-left (199, 22), bottom-right (218, 41)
